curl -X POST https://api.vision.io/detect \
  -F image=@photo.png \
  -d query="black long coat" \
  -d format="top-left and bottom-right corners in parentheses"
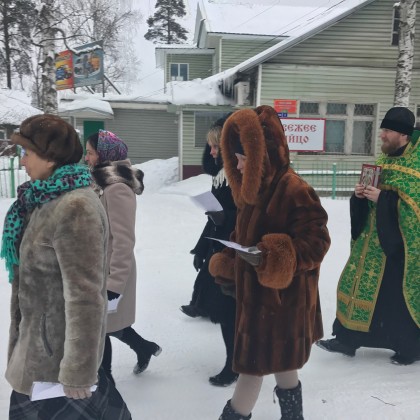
top-left (190, 144), bottom-right (236, 323)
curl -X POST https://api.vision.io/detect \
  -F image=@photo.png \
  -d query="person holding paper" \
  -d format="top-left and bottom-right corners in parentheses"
top-left (85, 130), bottom-right (161, 384)
top-left (209, 106), bottom-right (330, 420)
top-left (317, 107), bottom-right (420, 366)
top-left (181, 115), bottom-right (239, 387)
top-left (4, 115), bottom-right (131, 418)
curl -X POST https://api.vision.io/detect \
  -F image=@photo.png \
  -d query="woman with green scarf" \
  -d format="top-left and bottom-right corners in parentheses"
top-left (2, 114), bottom-right (131, 419)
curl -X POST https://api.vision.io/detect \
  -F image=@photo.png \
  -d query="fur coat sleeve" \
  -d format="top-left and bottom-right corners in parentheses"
top-left (208, 231), bottom-right (236, 285)
top-left (255, 180), bottom-right (330, 290)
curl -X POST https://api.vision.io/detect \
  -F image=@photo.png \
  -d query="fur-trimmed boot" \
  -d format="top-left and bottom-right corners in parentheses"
top-left (218, 400), bottom-right (252, 420)
top-left (274, 381), bottom-right (304, 420)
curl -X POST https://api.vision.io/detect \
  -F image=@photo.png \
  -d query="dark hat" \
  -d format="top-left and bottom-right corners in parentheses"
top-left (211, 112), bottom-right (233, 130)
top-left (233, 138), bottom-right (245, 155)
top-left (380, 107), bottom-right (415, 136)
top-left (11, 114), bottom-right (83, 165)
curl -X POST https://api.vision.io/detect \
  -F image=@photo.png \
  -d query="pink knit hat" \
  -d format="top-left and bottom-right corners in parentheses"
top-left (97, 130), bottom-right (128, 162)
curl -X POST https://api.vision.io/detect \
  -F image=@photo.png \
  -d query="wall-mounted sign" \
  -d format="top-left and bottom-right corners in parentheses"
top-left (280, 117), bottom-right (325, 152)
top-left (274, 99), bottom-right (298, 114)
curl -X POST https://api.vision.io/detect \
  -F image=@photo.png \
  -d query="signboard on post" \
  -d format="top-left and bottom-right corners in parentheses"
top-left (55, 41), bottom-right (104, 91)
top-left (55, 50), bottom-right (74, 91)
top-left (280, 117), bottom-right (326, 152)
top-left (73, 41), bottom-right (104, 88)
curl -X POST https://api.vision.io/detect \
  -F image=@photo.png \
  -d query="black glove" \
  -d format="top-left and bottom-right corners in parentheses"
top-left (192, 254), bottom-right (205, 272)
top-left (205, 210), bottom-right (225, 226)
top-left (107, 290), bottom-right (120, 301)
top-left (236, 248), bottom-right (262, 267)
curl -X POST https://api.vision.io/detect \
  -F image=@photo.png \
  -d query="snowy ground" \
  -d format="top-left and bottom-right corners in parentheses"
top-left (0, 157), bottom-right (418, 419)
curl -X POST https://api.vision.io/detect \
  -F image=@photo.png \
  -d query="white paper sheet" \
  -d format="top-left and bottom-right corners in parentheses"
top-left (190, 191), bottom-right (223, 212)
top-left (30, 382), bottom-right (97, 401)
top-left (107, 295), bottom-right (122, 313)
top-left (206, 237), bottom-right (262, 254)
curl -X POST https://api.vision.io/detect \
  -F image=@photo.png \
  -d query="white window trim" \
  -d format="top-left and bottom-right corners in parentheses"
top-left (299, 101), bottom-right (376, 156)
top-left (169, 63), bottom-right (189, 81)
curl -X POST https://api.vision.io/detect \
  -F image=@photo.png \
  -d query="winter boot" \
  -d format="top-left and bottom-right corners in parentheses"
top-left (180, 304), bottom-right (202, 318)
top-left (133, 341), bottom-right (162, 374)
top-left (274, 381), bottom-right (304, 420)
top-left (316, 338), bottom-right (356, 357)
top-left (218, 400), bottom-right (252, 420)
top-left (118, 328), bottom-right (162, 374)
top-left (209, 364), bottom-right (239, 387)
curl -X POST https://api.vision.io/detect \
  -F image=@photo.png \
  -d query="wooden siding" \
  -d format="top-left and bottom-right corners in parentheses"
top-left (181, 111), bottom-right (197, 165)
top-left (269, 0), bottom-right (420, 69)
top-left (220, 39), bottom-right (279, 71)
top-left (105, 109), bottom-right (178, 164)
top-left (165, 53), bottom-right (213, 83)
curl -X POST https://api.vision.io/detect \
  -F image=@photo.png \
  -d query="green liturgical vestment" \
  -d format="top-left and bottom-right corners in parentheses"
top-left (337, 133), bottom-right (420, 332)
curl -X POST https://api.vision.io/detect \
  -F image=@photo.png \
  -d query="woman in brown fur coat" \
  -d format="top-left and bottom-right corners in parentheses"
top-left (209, 106), bottom-right (330, 420)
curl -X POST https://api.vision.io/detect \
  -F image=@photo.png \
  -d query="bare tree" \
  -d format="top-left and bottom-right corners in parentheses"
top-left (61, 0), bottom-right (142, 93)
top-left (0, 0), bottom-right (35, 89)
top-left (394, 0), bottom-right (417, 106)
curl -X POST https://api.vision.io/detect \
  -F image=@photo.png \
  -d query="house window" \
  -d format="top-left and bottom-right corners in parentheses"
top-left (299, 102), bottom-right (375, 155)
top-left (299, 102), bottom-right (319, 115)
top-left (391, 6), bottom-right (400, 46)
top-left (170, 63), bottom-right (188, 81)
top-left (194, 111), bottom-right (229, 148)
top-left (0, 130), bottom-right (5, 140)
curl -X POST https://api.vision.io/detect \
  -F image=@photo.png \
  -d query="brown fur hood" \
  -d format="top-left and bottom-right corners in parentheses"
top-left (221, 105), bottom-right (290, 207)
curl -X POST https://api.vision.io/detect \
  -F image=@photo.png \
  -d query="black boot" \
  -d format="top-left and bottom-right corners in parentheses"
top-left (316, 338), bottom-right (356, 357)
top-left (117, 327), bottom-right (162, 374)
top-left (218, 400), bottom-right (252, 420)
top-left (275, 382), bottom-right (304, 420)
top-left (209, 365), bottom-right (239, 387)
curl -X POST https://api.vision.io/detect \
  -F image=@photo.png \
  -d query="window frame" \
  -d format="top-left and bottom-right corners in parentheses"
top-left (298, 101), bottom-right (376, 156)
top-left (169, 63), bottom-right (189, 81)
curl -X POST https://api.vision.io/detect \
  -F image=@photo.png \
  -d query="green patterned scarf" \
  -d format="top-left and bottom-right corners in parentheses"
top-left (1, 164), bottom-right (92, 282)
top-left (337, 137), bottom-right (420, 331)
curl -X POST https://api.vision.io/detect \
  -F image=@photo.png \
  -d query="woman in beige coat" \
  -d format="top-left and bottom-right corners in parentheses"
top-left (85, 130), bottom-right (161, 385)
top-left (4, 115), bottom-right (131, 419)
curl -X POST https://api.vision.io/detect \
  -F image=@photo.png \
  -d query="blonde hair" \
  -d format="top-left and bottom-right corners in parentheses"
top-left (207, 125), bottom-right (222, 147)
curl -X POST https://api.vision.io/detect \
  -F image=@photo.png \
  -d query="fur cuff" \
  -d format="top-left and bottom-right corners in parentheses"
top-left (255, 233), bottom-right (296, 289)
top-left (209, 252), bottom-right (235, 282)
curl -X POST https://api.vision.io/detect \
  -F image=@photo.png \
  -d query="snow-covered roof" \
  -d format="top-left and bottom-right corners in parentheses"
top-left (205, 0), bottom-right (375, 86)
top-left (196, 0), bottom-right (326, 39)
top-left (59, 97), bottom-right (114, 119)
top-left (164, 78), bottom-right (233, 106)
top-left (0, 89), bottom-right (42, 126)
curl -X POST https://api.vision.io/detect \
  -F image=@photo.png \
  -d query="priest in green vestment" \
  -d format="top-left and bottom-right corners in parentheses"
top-left (317, 107), bottom-right (420, 366)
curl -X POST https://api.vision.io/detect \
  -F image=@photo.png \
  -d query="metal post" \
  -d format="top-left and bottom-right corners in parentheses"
top-left (10, 157), bottom-right (16, 199)
top-left (332, 163), bottom-right (337, 200)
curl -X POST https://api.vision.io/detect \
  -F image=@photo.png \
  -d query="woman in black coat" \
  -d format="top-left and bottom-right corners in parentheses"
top-left (180, 116), bottom-right (238, 387)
